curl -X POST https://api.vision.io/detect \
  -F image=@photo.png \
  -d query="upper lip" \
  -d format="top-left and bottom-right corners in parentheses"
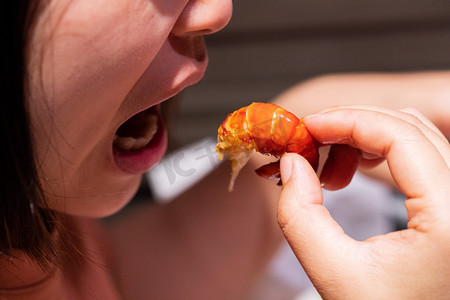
top-left (168, 34), bottom-right (207, 62)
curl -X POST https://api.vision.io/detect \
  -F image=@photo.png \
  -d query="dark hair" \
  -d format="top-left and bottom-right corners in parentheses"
top-left (0, 1), bottom-right (72, 272)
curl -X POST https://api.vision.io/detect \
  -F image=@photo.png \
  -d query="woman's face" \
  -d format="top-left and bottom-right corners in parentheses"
top-left (27, 0), bottom-right (232, 217)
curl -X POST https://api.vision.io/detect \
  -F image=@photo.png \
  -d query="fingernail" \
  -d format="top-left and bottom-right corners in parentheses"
top-left (280, 154), bottom-right (294, 183)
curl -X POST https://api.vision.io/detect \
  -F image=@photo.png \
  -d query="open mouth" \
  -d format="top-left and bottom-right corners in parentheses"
top-left (112, 105), bottom-right (167, 174)
top-left (114, 106), bottom-right (161, 152)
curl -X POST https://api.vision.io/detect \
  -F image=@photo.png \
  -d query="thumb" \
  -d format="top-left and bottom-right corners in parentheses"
top-left (278, 153), bottom-right (360, 286)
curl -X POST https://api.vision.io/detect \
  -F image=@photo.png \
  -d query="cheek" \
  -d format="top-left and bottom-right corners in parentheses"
top-left (39, 20), bottom-right (165, 112)
top-left (33, 0), bottom-right (178, 111)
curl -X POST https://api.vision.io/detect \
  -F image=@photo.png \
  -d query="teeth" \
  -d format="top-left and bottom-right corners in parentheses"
top-left (114, 114), bottom-right (158, 151)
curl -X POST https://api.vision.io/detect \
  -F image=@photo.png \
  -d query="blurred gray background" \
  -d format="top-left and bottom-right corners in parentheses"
top-left (168, 0), bottom-right (450, 147)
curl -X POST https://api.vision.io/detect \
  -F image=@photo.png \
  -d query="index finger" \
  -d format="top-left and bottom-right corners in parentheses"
top-left (304, 107), bottom-right (450, 200)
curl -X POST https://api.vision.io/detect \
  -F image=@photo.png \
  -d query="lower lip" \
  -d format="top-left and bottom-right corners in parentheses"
top-left (112, 110), bottom-right (167, 175)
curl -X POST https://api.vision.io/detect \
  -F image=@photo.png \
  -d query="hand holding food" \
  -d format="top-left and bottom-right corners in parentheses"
top-left (278, 107), bottom-right (450, 299)
top-left (216, 102), bottom-right (319, 191)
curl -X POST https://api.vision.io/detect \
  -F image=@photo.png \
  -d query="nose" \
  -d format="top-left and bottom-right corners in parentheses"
top-left (171, 0), bottom-right (233, 36)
